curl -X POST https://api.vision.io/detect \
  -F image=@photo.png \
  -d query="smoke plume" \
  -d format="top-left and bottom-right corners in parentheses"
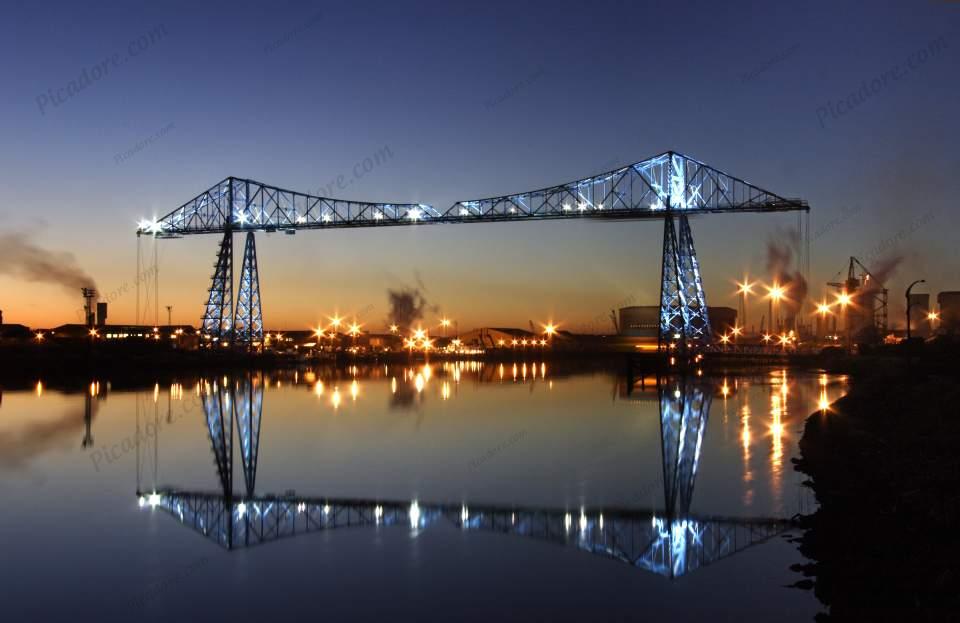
top-left (765, 226), bottom-right (808, 319)
top-left (386, 286), bottom-right (434, 331)
top-left (0, 233), bottom-right (96, 296)
top-left (862, 254), bottom-right (903, 292)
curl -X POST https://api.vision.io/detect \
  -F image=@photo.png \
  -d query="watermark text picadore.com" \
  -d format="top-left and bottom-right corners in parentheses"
top-left (36, 24), bottom-right (169, 116)
top-left (816, 34), bottom-right (950, 128)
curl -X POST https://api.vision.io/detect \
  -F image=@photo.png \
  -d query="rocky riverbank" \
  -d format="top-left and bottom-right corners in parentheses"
top-left (793, 347), bottom-right (960, 620)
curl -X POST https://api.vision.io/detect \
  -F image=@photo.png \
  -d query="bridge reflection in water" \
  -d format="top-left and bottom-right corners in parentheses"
top-left (136, 372), bottom-right (794, 580)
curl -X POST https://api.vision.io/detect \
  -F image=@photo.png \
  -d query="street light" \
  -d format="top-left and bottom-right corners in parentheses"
top-left (814, 300), bottom-right (831, 339)
top-left (736, 279), bottom-right (754, 332)
top-left (767, 283), bottom-right (785, 333)
top-left (905, 279), bottom-right (925, 340)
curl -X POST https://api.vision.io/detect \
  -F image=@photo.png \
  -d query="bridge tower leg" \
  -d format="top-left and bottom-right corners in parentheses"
top-left (658, 377), bottom-right (712, 516)
top-left (200, 230), bottom-right (234, 346)
top-left (658, 214), bottom-right (712, 352)
top-left (233, 232), bottom-right (263, 348)
top-left (233, 373), bottom-right (263, 498)
top-left (659, 215), bottom-right (686, 351)
top-left (676, 214), bottom-right (711, 343)
top-left (202, 377), bottom-right (233, 500)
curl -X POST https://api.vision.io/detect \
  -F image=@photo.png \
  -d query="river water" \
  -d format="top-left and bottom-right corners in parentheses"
top-left (0, 362), bottom-right (846, 621)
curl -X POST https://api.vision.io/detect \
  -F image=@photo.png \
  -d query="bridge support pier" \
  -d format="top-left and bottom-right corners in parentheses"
top-left (199, 230), bottom-right (264, 350)
top-left (234, 232), bottom-right (263, 348)
top-left (234, 374), bottom-right (263, 497)
top-left (658, 214), bottom-right (712, 352)
top-left (200, 229), bottom-right (234, 345)
top-left (658, 376), bottom-right (712, 515)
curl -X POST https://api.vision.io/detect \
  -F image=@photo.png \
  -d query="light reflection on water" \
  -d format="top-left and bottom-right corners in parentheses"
top-left (0, 362), bottom-right (847, 619)
top-left (2, 363), bottom-right (850, 514)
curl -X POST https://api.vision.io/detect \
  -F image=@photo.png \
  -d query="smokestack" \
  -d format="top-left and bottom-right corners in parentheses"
top-left (96, 302), bottom-right (108, 327)
top-left (0, 309), bottom-right (3, 326)
top-left (82, 288), bottom-right (96, 328)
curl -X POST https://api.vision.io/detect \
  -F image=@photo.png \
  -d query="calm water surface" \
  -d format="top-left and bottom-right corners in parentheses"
top-left (0, 362), bottom-right (846, 621)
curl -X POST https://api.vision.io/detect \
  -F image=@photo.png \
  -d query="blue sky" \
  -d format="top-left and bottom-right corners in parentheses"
top-left (1, 0), bottom-right (958, 330)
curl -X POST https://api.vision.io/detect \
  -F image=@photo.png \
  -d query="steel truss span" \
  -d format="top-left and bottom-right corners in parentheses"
top-left (142, 490), bottom-right (792, 579)
top-left (141, 151), bottom-right (808, 237)
top-left (140, 151), bottom-right (809, 349)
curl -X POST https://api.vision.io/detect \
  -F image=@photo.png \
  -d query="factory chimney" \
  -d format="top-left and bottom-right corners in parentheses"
top-left (96, 302), bottom-right (108, 327)
top-left (81, 288), bottom-right (96, 327)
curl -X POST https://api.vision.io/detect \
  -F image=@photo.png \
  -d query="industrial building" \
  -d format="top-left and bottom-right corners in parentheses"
top-left (45, 324), bottom-right (197, 343)
top-left (459, 328), bottom-right (539, 348)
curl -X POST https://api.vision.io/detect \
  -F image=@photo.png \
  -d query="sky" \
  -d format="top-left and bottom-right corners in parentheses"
top-left (1, 0), bottom-right (958, 332)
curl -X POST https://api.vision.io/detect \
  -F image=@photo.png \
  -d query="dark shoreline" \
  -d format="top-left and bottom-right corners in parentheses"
top-left (0, 339), bottom-right (833, 389)
top-left (792, 342), bottom-right (960, 620)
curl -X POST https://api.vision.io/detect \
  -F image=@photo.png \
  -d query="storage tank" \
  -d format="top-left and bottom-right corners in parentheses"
top-left (619, 305), bottom-right (736, 337)
top-left (618, 306), bottom-right (659, 337)
top-left (937, 291), bottom-right (960, 333)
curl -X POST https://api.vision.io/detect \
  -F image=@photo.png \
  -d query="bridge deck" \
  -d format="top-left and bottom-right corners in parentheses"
top-left (143, 151), bottom-right (808, 237)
